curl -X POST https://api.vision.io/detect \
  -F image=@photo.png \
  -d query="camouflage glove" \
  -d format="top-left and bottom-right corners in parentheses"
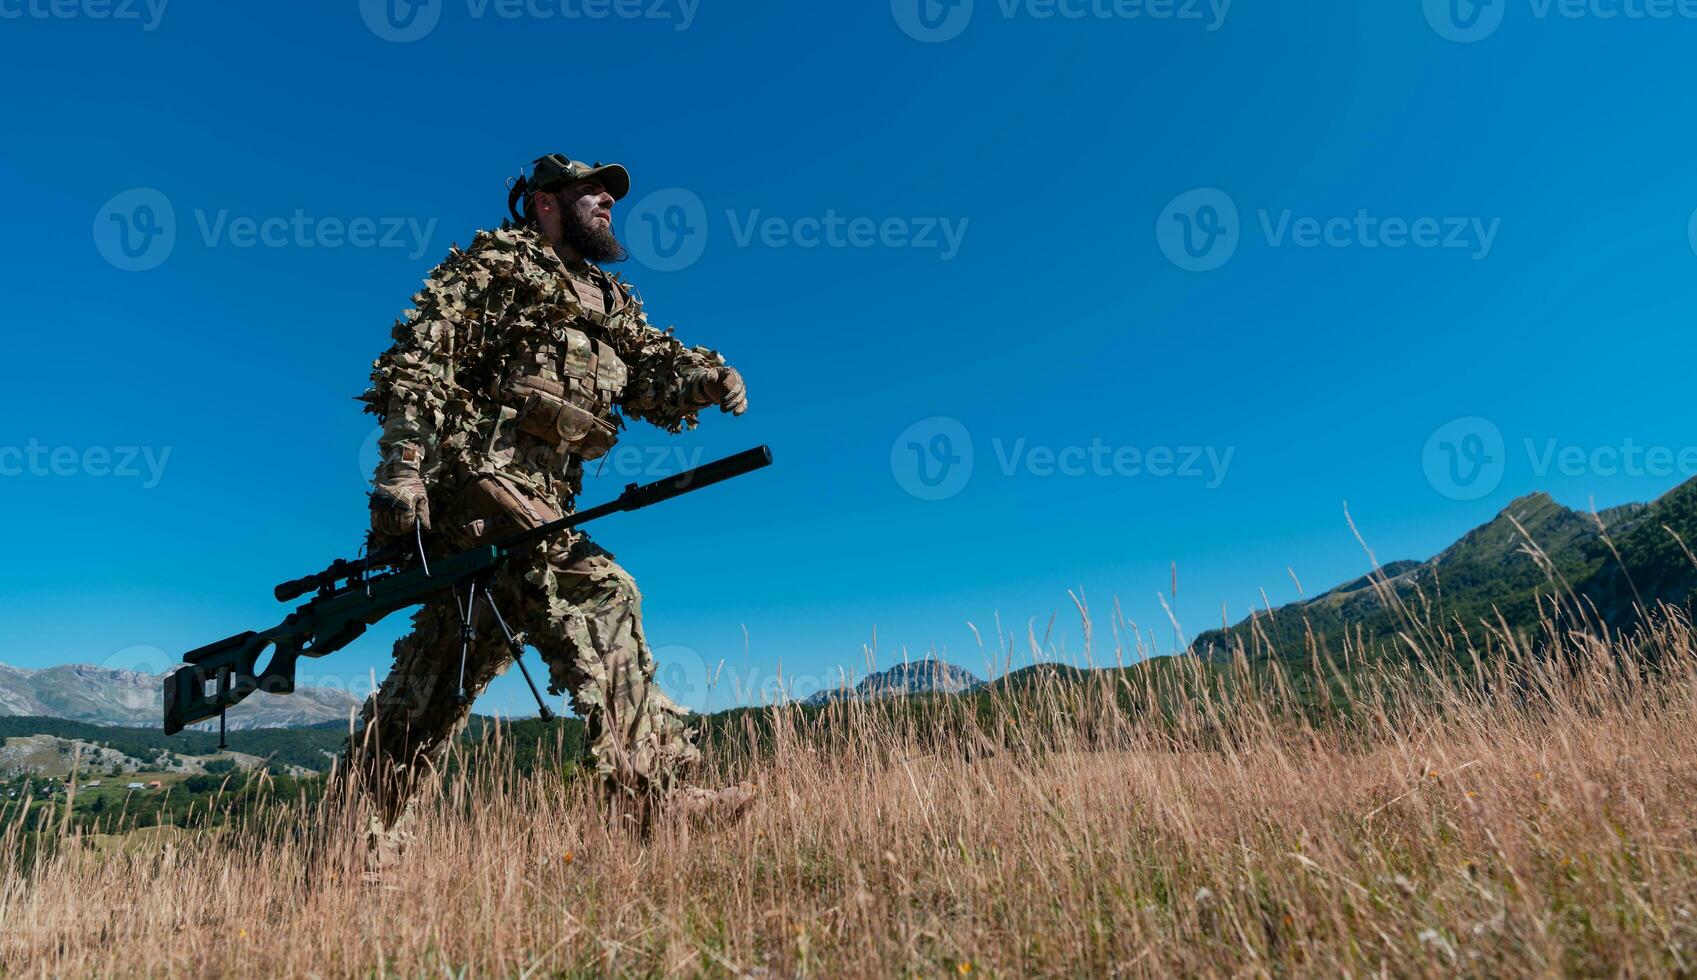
top-left (370, 476), bottom-right (431, 539)
top-left (691, 367), bottom-right (748, 416)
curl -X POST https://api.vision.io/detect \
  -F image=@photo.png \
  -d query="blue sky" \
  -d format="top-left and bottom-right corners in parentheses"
top-left (1, 0), bottom-right (1694, 717)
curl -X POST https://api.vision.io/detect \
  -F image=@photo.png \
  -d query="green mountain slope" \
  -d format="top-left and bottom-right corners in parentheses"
top-left (1192, 478), bottom-right (1697, 662)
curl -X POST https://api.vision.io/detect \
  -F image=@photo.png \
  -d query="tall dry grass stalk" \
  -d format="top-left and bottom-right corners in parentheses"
top-left (5, 603), bottom-right (1697, 977)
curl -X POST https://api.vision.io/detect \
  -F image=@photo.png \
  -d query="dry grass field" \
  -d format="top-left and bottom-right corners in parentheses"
top-left (6, 604), bottom-right (1697, 977)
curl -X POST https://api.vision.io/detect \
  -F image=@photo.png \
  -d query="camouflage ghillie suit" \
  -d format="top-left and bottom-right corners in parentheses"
top-left (348, 222), bottom-right (731, 825)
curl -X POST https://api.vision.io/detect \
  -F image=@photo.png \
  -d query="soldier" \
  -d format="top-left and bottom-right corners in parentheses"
top-left (347, 153), bottom-right (752, 845)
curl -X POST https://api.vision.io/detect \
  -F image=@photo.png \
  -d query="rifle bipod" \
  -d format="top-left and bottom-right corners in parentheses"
top-left (451, 574), bottom-right (556, 722)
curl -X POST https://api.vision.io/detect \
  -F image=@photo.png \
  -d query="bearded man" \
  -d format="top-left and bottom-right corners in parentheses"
top-left (348, 153), bottom-right (751, 842)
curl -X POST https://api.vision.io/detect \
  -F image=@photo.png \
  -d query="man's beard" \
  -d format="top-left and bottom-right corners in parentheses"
top-left (558, 206), bottom-right (627, 264)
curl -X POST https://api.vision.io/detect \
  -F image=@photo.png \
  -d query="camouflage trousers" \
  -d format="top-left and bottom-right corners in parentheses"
top-left (344, 533), bottom-right (701, 827)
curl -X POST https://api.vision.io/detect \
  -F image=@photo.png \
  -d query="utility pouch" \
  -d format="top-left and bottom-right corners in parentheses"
top-left (508, 376), bottom-right (619, 459)
top-left (455, 474), bottom-right (563, 548)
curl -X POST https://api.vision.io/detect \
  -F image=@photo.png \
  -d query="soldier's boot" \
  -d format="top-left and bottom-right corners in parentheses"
top-left (667, 780), bottom-right (758, 827)
top-left (361, 805), bottom-right (418, 882)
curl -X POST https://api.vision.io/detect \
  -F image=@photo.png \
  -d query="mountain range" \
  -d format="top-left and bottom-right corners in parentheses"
top-left (802, 659), bottom-right (985, 707)
top-left (1192, 475), bottom-right (1697, 661)
top-left (0, 663), bottom-right (363, 731)
top-left (10, 477), bottom-right (1695, 730)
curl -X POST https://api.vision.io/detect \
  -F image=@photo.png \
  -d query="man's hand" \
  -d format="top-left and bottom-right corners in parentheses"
top-left (371, 477), bottom-right (432, 539)
top-left (696, 366), bottom-right (748, 416)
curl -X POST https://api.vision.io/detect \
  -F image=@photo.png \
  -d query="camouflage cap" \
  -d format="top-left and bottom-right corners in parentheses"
top-left (529, 153), bottom-right (632, 201)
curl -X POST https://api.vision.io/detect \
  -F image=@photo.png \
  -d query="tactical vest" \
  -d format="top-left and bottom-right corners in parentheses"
top-left (485, 265), bottom-right (631, 480)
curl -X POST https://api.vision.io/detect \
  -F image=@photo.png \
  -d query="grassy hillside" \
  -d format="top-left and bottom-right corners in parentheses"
top-left (1193, 478), bottom-right (1697, 663)
top-left (7, 607), bottom-right (1697, 976)
top-left (10, 473), bottom-right (1692, 849)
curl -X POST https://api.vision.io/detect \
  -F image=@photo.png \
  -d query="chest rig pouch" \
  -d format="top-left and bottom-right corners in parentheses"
top-left (505, 322), bottom-right (628, 461)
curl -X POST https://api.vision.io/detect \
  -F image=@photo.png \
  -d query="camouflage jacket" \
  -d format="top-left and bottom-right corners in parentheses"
top-left (365, 224), bottom-right (726, 507)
